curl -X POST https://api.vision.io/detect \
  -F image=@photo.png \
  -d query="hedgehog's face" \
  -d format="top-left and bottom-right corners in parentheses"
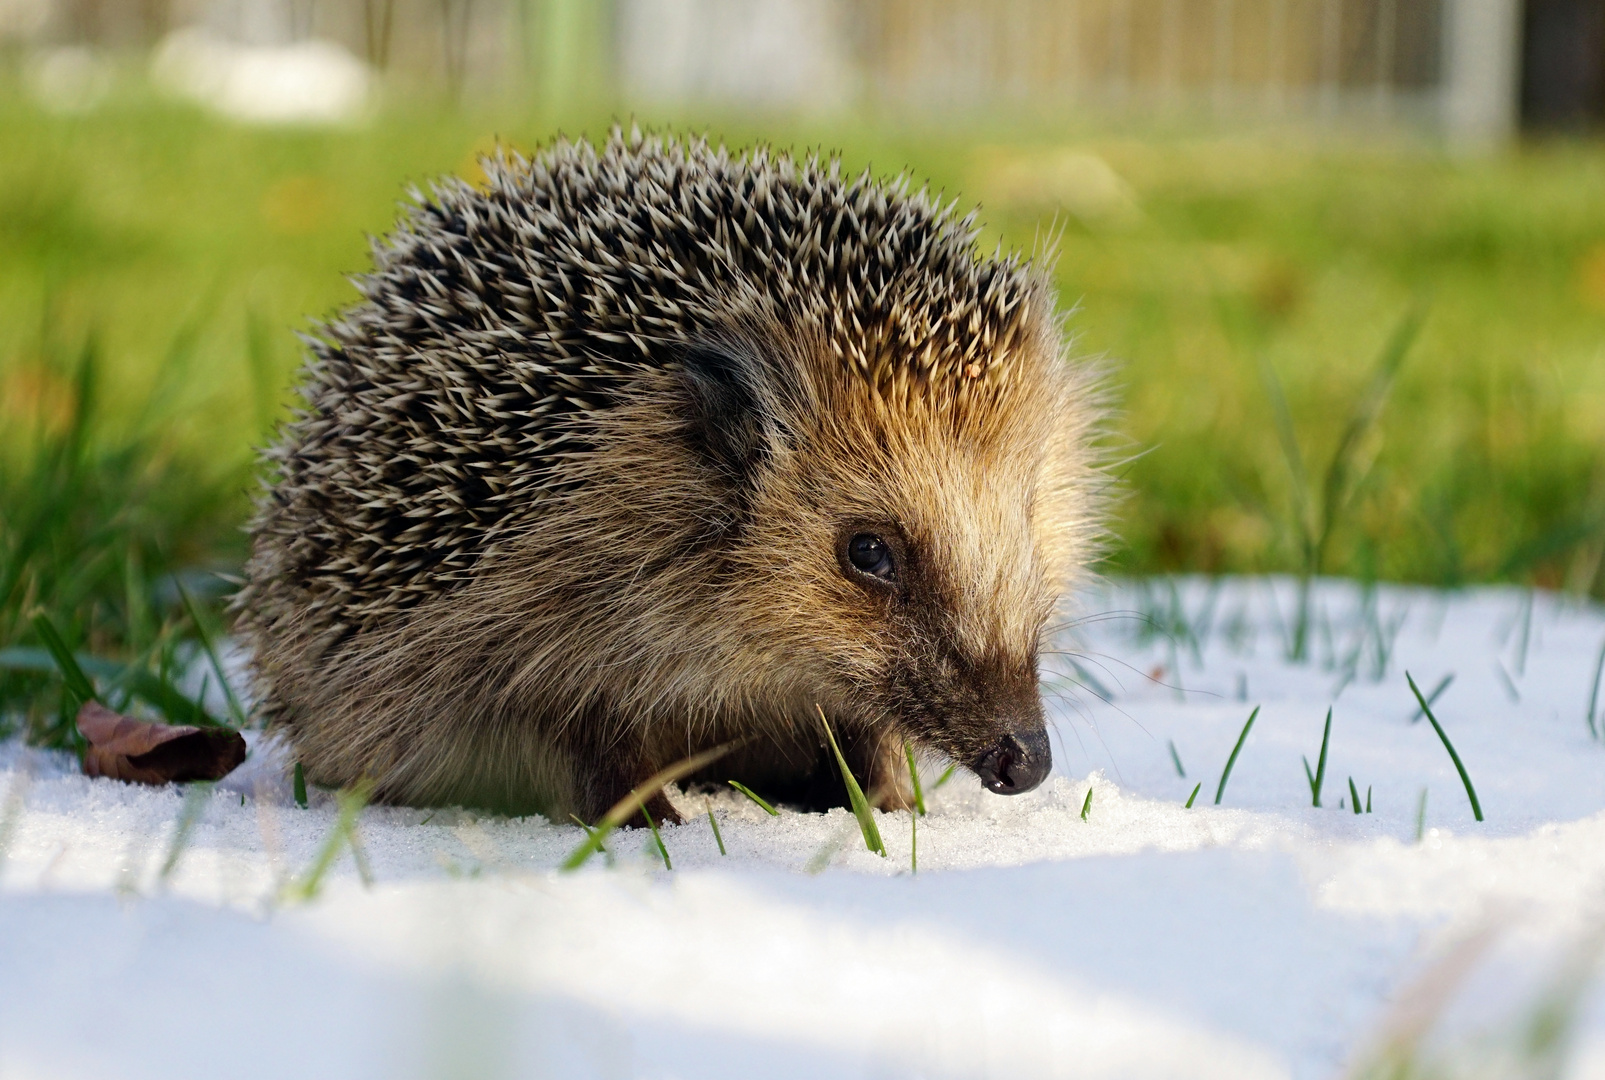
top-left (821, 510), bottom-right (1053, 796)
top-left (661, 327), bottom-right (1091, 799)
top-left (725, 358), bottom-right (1082, 799)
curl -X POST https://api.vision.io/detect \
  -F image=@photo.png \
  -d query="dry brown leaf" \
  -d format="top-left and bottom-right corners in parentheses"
top-left (77, 701), bottom-right (246, 785)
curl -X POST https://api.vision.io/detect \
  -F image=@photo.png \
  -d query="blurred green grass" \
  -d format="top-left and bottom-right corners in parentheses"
top-left (2, 84), bottom-right (1603, 736)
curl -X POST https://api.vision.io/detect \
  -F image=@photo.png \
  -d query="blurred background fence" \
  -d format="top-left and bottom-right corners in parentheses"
top-left (6, 0), bottom-right (1604, 137)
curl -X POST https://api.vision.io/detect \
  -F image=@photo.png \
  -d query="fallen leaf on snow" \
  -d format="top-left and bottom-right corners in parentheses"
top-left (77, 701), bottom-right (246, 785)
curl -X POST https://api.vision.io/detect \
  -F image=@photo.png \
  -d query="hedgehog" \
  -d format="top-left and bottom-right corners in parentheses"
top-left (234, 127), bottom-right (1105, 825)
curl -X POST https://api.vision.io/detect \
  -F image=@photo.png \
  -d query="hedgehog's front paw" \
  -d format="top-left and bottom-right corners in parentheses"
top-left (869, 779), bottom-right (916, 814)
top-left (629, 790), bottom-right (684, 829)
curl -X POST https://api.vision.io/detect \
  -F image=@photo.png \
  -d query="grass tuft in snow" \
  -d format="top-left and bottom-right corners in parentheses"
top-left (1185, 782), bottom-right (1201, 808)
top-left (1348, 921), bottom-right (1603, 1080)
top-left (0, 335), bottom-right (251, 753)
top-left (932, 763), bottom-right (958, 789)
top-left (1214, 705), bottom-right (1260, 805)
top-left (1064, 655), bottom-right (1116, 702)
top-left (1253, 305), bottom-right (1423, 663)
top-left (804, 822), bottom-right (853, 875)
top-left (0, 764), bottom-right (31, 881)
top-left (1348, 777), bottom-right (1362, 816)
top-left (567, 815), bottom-right (613, 869)
top-left (640, 804), bottom-right (671, 870)
top-left (281, 778), bottom-right (375, 903)
top-left (1512, 589), bottom-right (1534, 678)
top-left (1408, 672), bottom-right (1454, 724)
top-left (1303, 706), bottom-right (1333, 807)
top-left (1415, 788), bottom-right (1429, 842)
top-left (1407, 671), bottom-right (1484, 822)
top-left (903, 742), bottom-right (926, 816)
top-left (1587, 635), bottom-right (1605, 741)
top-left (157, 781), bottom-right (212, 884)
top-left (175, 578), bottom-right (249, 728)
top-left (705, 800), bottom-right (726, 856)
top-left (1493, 659), bottom-right (1521, 703)
top-left (1167, 739), bottom-right (1186, 777)
top-left (293, 762), bottom-right (308, 809)
top-left (30, 612), bottom-right (99, 715)
top-left (562, 743), bottom-right (738, 871)
top-left (909, 807), bottom-right (917, 875)
top-left (1080, 786), bottom-right (1093, 821)
top-left (727, 780), bottom-right (778, 816)
top-left (817, 705), bottom-right (885, 857)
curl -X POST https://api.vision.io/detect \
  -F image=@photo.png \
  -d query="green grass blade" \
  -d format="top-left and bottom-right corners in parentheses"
top-left (1184, 782), bottom-right (1201, 808)
top-left (0, 642), bottom-right (222, 728)
top-left (1313, 707), bottom-right (1332, 807)
top-left (158, 782), bottom-right (213, 884)
top-left (1409, 673), bottom-right (1455, 723)
top-left (728, 780), bottom-right (779, 816)
top-left (567, 814), bottom-right (612, 867)
top-left (1348, 777), bottom-right (1362, 816)
top-left (1415, 788), bottom-right (1428, 842)
top-left (120, 664), bottom-right (223, 727)
top-left (1495, 510), bottom-right (1605, 580)
top-left (804, 823), bottom-right (852, 875)
top-left (1065, 656), bottom-right (1116, 702)
top-left (1168, 739), bottom-right (1186, 778)
top-left (903, 741), bottom-right (926, 816)
top-left (30, 613), bottom-right (99, 709)
top-left (910, 807), bottom-right (917, 875)
top-left (932, 763), bottom-right (958, 789)
top-left (293, 762), bottom-right (308, 808)
top-left (562, 742), bottom-right (739, 871)
top-left (1407, 671), bottom-right (1483, 822)
top-left (1302, 755), bottom-right (1316, 800)
top-left (1587, 635), bottom-right (1605, 741)
top-left (245, 307), bottom-right (282, 437)
top-left (1366, 785), bottom-right (1372, 814)
top-left (817, 705), bottom-right (885, 857)
top-left (1080, 786), bottom-right (1093, 821)
top-left (705, 801), bottom-right (726, 856)
top-left (640, 804), bottom-right (671, 870)
top-left (1314, 304), bottom-right (1424, 573)
top-left (281, 779), bottom-right (374, 903)
top-left (176, 578), bottom-right (249, 728)
top-left (1256, 351), bottom-right (1312, 556)
top-left (1214, 705), bottom-right (1260, 805)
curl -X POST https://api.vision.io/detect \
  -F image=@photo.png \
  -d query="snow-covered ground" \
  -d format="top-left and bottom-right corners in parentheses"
top-left (2, 578), bottom-right (1604, 1080)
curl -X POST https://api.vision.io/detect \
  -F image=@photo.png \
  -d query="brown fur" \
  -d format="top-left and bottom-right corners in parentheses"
top-left (235, 129), bottom-right (1105, 823)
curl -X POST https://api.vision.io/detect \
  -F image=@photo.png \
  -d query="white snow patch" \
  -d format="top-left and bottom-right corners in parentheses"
top-left (2, 579), bottom-right (1604, 1079)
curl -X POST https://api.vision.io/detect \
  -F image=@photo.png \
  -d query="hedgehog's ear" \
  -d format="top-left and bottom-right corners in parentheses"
top-left (677, 342), bottom-right (772, 485)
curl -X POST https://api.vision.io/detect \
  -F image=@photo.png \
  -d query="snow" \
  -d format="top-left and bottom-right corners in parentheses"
top-left (2, 578), bottom-right (1604, 1079)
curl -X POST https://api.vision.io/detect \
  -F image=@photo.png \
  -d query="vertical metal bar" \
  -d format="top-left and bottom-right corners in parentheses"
top-left (1160, 0), bottom-right (1184, 103)
top-left (1374, 0), bottom-right (1396, 115)
top-left (1321, 0), bottom-right (1342, 114)
top-left (1213, 0), bottom-right (1235, 113)
top-left (1265, 0), bottom-right (1288, 112)
top-left (1110, 0), bottom-right (1132, 103)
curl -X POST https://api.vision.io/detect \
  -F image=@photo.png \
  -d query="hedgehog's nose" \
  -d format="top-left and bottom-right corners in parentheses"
top-left (973, 727), bottom-right (1051, 795)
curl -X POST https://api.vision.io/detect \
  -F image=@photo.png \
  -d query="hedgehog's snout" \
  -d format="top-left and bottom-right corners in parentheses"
top-left (972, 727), bottom-right (1051, 795)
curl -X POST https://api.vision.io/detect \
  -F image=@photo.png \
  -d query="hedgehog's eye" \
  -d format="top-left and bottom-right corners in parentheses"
top-left (846, 533), bottom-right (895, 581)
